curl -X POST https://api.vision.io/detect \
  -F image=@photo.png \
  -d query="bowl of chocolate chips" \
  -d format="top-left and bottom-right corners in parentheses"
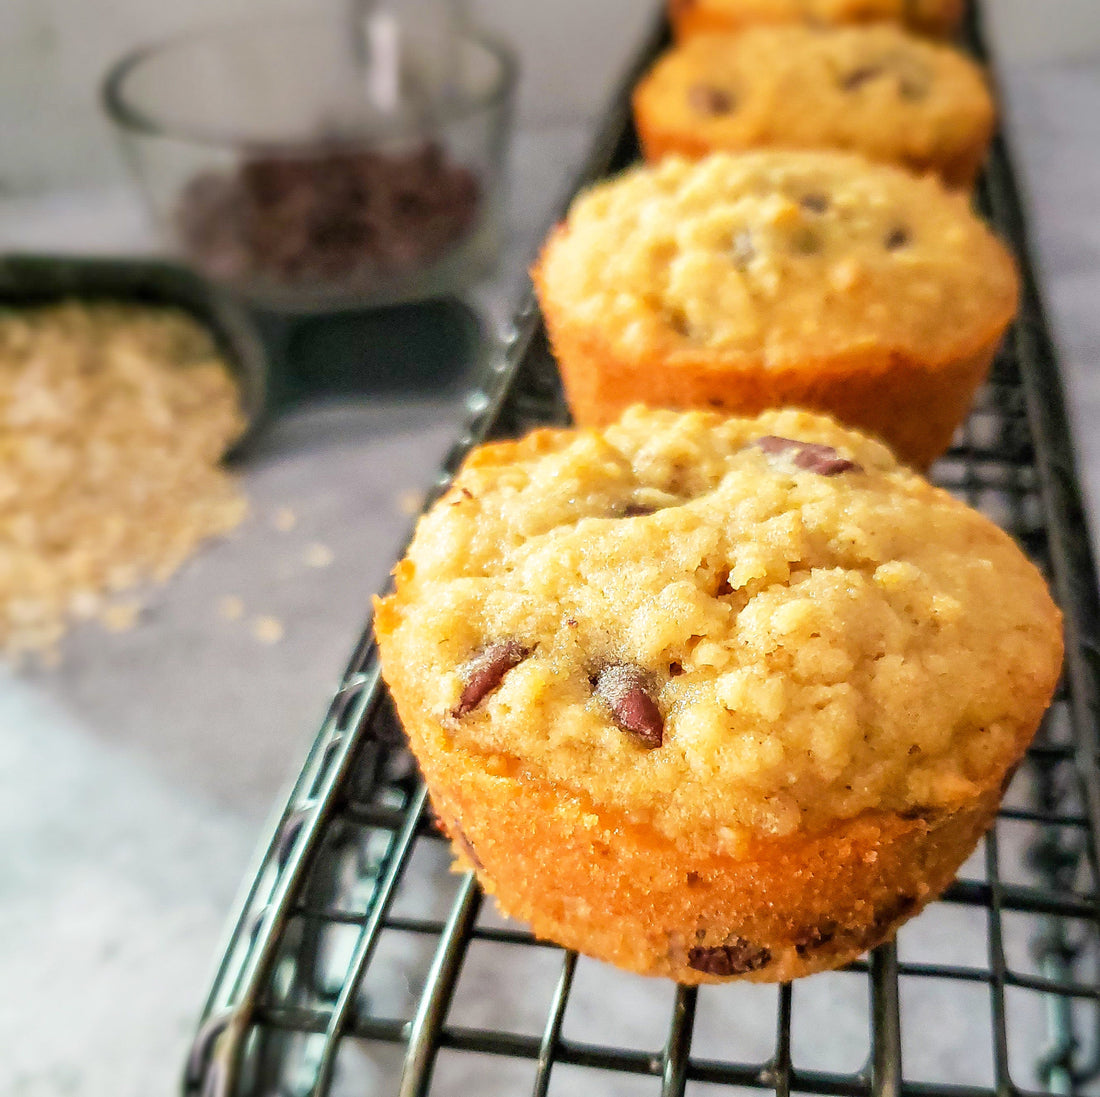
top-left (104, 5), bottom-right (516, 312)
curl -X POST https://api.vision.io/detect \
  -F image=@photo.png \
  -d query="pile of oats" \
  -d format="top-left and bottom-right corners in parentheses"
top-left (0, 301), bottom-right (248, 662)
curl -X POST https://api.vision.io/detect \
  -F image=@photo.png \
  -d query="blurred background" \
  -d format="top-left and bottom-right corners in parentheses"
top-left (2, 0), bottom-right (1099, 195)
top-left (2, 2), bottom-right (1100, 1096)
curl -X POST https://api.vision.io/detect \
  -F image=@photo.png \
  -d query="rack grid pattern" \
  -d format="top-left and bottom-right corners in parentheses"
top-left (184, 7), bottom-right (1100, 1096)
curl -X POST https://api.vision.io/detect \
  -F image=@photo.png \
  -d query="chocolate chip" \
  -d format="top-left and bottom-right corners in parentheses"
top-left (755, 435), bottom-right (799, 456)
top-left (755, 436), bottom-right (863, 476)
top-left (177, 142), bottom-right (480, 287)
top-left (687, 939), bottom-right (771, 976)
top-left (800, 193), bottom-right (829, 214)
top-left (454, 640), bottom-right (531, 717)
top-left (899, 807), bottom-right (937, 822)
top-left (791, 228), bottom-right (821, 256)
top-left (669, 661), bottom-right (685, 677)
top-left (885, 227), bottom-right (910, 250)
top-left (794, 922), bottom-right (838, 957)
top-left (595, 664), bottom-right (664, 748)
top-left (842, 65), bottom-right (884, 91)
top-left (688, 83), bottom-right (736, 115)
top-left (667, 309), bottom-right (691, 337)
top-left (899, 76), bottom-right (929, 101)
top-left (623, 503), bottom-right (658, 517)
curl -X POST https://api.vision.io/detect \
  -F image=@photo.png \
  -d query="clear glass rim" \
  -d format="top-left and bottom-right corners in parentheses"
top-left (101, 12), bottom-right (518, 149)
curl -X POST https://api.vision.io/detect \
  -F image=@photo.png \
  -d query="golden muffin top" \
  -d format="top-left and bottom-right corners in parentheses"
top-left (375, 408), bottom-right (1062, 844)
top-left (634, 25), bottom-right (994, 185)
top-left (535, 151), bottom-right (1017, 370)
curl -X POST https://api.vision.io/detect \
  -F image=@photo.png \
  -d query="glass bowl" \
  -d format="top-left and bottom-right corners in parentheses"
top-left (103, 8), bottom-right (516, 313)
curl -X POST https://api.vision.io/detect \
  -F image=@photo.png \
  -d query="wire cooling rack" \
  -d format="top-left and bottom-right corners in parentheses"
top-left (184, 6), bottom-right (1100, 1096)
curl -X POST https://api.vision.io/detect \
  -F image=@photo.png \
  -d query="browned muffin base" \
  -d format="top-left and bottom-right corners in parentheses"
top-left (423, 752), bottom-right (1002, 984)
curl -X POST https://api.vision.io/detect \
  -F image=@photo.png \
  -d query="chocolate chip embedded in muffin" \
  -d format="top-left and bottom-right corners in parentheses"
top-left (841, 64), bottom-right (884, 92)
top-left (454, 640), bottom-right (531, 717)
top-left (841, 58), bottom-right (931, 100)
top-left (794, 922), bottom-right (838, 957)
top-left (594, 664), bottom-right (664, 748)
top-left (885, 226), bottom-right (911, 250)
top-left (688, 939), bottom-right (772, 976)
top-left (755, 436), bottom-right (863, 476)
top-left (688, 83), bottom-right (736, 115)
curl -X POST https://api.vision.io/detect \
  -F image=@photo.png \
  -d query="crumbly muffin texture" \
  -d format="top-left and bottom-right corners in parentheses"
top-left (377, 407), bottom-right (1061, 845)
top-left (634, 26), bottom-right (994, 187)
top-left (539, 151), bottom-right (1013, 367)
top-left (670, 0), bottom-right (965, 38)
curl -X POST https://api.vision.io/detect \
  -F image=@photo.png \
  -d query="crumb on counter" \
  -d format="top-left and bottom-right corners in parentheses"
top-left (100, 600), bottom-right (142, 633)
top-left (273, 507), bottom-right (298, 532)
top-left (218, 594), bottom-right (245, 621)
top-left (304, 542), bottom-right (334, 569)
top-left (252, 615), bottom-right (285, 645)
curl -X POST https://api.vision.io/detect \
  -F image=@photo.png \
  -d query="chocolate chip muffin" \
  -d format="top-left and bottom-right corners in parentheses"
top-left (374, 407), bottom-right (1063, 984)
top-left (533, 150), bottom-right (1018, 469)
top-left (634, 25), bottom-right (994, 187)
top-left (670, 0), bottom-right (965, 39)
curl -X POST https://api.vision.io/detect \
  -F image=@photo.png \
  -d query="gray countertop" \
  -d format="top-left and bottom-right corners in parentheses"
top-left (4, 64), bottom-right (1100, 1097)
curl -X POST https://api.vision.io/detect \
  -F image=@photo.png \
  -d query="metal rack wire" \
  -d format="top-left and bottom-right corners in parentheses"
top-left (184, 5), bottom-right (1100, 1096)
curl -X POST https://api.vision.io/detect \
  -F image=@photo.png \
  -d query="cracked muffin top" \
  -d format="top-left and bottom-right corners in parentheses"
top-left (633, 25), bottom-right (994, 187)
top-left (375, 408), bottom-right (1062, 845)
top-left (535, 151), bottom-right (1017, 368)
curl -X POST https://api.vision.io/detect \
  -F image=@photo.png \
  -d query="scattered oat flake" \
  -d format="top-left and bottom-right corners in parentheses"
top-left (273, 507), bottom-right (297, 532)
top-left (396, 489), bottom-right (424, 516)
top-left (0, 302), bottom-right (246, 662)
top-left (218, 595), bottom-right (245, 621)
top-left (100, 601), bottom-right (142, 633)
top-left (252, 615), bottom-right (285, 644)
top-left (304, 542), bottom-right (334, 569)
top-left (69, 590), bottom-right (103, 621)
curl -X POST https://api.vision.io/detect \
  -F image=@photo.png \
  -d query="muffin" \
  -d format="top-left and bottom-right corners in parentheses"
top-left (670, 0), bottom-right (966, 39)
top-left (532, 151), bottom-right (1018, 469)
top-left (633, 26), bottom-right (994, 187)
top-left (374, 406), bottom-right (1063, 984)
